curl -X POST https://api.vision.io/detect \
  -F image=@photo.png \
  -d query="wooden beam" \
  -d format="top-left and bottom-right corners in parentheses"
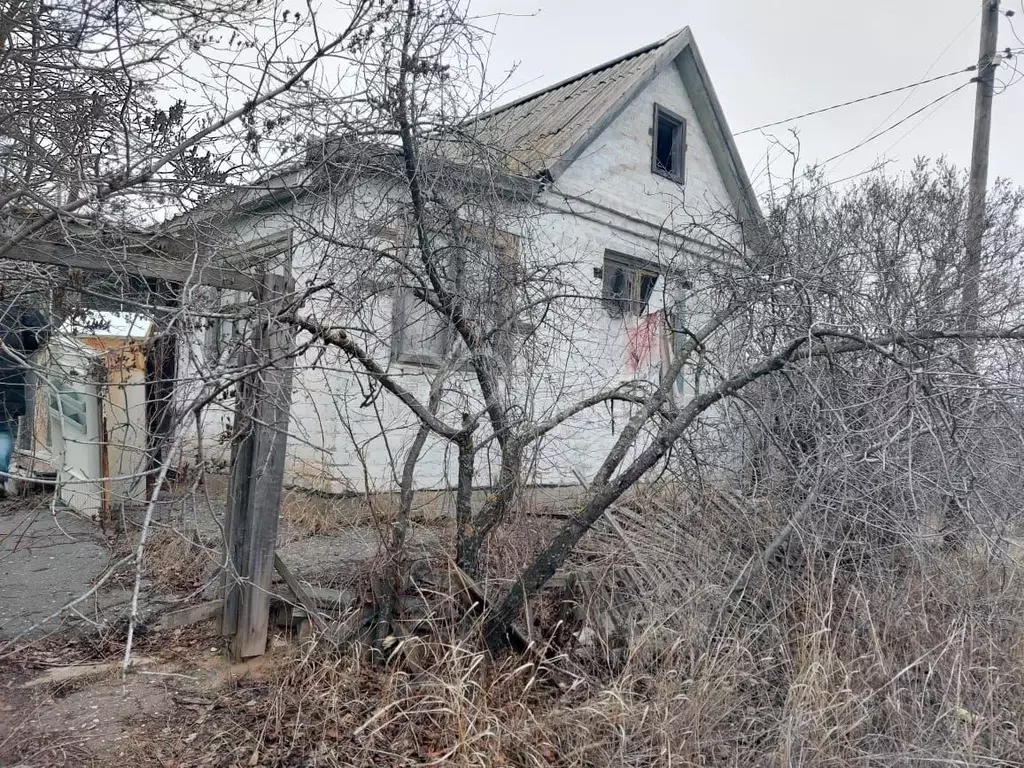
top-left (5, 239), bottom-right (261, 293)
top-left (229, 273), bottom-right (297, 659)
top-left (220, 344), bottom-right (257, 638)
top-left (274, 553), bottom-right (327, 631)
top-left (157, 600), bottom-right (225, 631)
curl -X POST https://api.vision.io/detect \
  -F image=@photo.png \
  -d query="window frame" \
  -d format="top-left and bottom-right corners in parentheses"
top-left (390, 226), bottom-right (521, 369)
top-left (49, 374), bottom-right (89, 433)
top-left (602, 250), bottom-right (661, 318)
top-left (391, 285), bottom-right (453, 367)
top-left (651, 103), bottom-right (687, 184)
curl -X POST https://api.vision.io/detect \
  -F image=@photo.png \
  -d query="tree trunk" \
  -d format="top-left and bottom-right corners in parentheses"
top-left (454, 414), bottom-right (478, 574)
top-left (376, 384), bottom-right (444, 644)
top-left (457, 443), bottom-right (522, 577)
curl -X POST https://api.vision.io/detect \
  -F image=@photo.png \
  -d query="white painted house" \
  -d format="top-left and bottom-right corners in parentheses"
top-left (179, 28), bottom-right (759, 495)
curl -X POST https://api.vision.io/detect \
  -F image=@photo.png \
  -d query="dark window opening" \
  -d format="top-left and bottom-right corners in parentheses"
top-left (652, 105), bottom-right (686, 183)
top-left (638, 272), bottom-right (658, 308)
top-left (602, 251), bottom-right (659, 317)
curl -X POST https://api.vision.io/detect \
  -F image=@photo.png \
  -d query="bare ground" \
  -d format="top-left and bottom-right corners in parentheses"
top-left (0, 477), bottom-right (448, 767)
top-left (0, 622), bottom-right (300, 767)
top-left (0, 498), bottom-right (122, 641)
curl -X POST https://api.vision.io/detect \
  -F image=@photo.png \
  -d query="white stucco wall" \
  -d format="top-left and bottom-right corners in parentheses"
top-left (555, 64), bottom-right (738, 228)
top-left (178, 59), bottom-right (746, 494)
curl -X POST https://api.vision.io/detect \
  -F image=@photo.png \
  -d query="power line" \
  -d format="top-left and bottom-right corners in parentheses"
top-left (881, 82), bottom-right (966, 158)
top-left (998, 7), bottom-right (1024, 91)
top-left (818, 82), bottom-right (972, 167)
top-left (743, 80), bottom-right (969, 199)
top-left (855, 10), bottom-right (981, 156)
top-left (1009, 6), bottom-right (1024, 48)
top-left (738, 20), bottom-right (1024, 199)
top-left (734, 66), bottom-right (977, 137)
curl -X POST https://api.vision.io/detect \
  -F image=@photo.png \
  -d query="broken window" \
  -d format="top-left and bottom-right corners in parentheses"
top-left (652, 104), bottom-right (686, 183)
top-left (602, 251), bottom-right (659, 317)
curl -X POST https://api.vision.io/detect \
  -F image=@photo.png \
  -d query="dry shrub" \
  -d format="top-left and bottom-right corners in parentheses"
top-left (280, 489), bottom-right (402, 537)
top-left (280, 492), bottom-right (348, 536)
top-left (524, 492), bottom-right (1024, 766)
top-left (481, 513), bottom-right (561, 583)
top-left (164, 593), bottom-right (563, 766)
top-left (155, 487), bottom-right (1024, 766)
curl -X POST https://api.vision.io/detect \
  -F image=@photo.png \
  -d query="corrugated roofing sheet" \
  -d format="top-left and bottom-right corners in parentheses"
top-left (471, 34), bottom-right (679, 175)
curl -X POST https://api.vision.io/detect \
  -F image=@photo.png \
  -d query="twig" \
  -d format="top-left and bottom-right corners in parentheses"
top-left (727, 473), bottom-right (823, 601)
top-left (122, 428), bottom-right (188, 673)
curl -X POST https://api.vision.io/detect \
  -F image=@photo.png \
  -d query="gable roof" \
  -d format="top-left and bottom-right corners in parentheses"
top-left (470, 28), bottom-right (761, 227)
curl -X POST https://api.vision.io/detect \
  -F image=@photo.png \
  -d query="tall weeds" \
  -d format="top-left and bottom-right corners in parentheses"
top-left (173, 489), bottom-right (1024, 766)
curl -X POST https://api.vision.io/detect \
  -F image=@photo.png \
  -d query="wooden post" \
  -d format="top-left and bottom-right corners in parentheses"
top-left (219, 343), bottom-right (256, 638)
top-left (0, 229), bottom-right (297, 657)
top-left (144, 321), bottom-right (178, 500)
top-left (945, 0), bottom-right (1001, 550)
top-left (220, 273), bottom-right (296, 658)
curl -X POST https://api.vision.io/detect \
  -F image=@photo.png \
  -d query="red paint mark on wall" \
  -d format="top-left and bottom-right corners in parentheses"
top-left (626, 312), bottom-right (661, 373)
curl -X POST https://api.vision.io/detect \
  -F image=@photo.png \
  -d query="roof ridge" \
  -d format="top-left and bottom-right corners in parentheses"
top-left (472, 27), bottom-right (688, 123)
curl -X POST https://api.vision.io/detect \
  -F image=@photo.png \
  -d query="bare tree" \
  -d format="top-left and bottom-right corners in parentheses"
top-left (194, 1), bottom-right (1024, 649)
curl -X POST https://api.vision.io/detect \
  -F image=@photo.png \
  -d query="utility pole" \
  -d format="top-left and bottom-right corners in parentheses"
top-left (960, 0), bottom-right (1001, 371)
top-left (945, 0), bottom-right (1001, 551)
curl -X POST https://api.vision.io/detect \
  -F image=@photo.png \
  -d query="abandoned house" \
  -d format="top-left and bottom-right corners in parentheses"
top-left (175, 27), bottom-right (759, 496)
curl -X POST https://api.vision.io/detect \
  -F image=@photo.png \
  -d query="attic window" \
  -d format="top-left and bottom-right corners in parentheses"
top-left (652, 104), bottom-right (686, 183)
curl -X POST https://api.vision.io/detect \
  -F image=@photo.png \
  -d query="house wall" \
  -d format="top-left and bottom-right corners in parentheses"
top-left (553, 64), bottom-right (738, 229)
top-left (178, 61), bottom-right (746, 494)
top-left (493, 64), bottom-right (745, 485)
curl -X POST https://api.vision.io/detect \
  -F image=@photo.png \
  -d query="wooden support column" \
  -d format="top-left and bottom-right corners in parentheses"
top-left (219, 273), bottom-right (296, 658)
top-left (144, 315), bottom-right (179, 499)
top-left (219, 341), bottom-right (255, 639)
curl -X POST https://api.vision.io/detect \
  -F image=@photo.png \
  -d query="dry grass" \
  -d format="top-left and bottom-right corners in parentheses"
top-left (144, 529), bottom-right (212, 594)
top-left (279, 489), bottom-right (403, 537)
top-left (136, 489), bottom-right (1024, 766)
top-left (279, 492), bottom-right (351, 536)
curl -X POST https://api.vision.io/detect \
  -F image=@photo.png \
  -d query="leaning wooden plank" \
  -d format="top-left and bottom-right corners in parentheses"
top-left (274, 553), bottom-right (327, 631)
top-left (158, 600), bottom-right (225, 631)
top-left (268, 587), bottom-right (354, 615)
top-left (306, 587), bottom-right (357, 611)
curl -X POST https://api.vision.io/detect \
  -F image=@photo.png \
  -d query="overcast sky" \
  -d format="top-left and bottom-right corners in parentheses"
top-left (471, 0), bottom-right (1024, 195)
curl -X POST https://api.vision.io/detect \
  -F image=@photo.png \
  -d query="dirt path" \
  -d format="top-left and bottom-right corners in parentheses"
top-left (0, 500), bottom-right (121, 642)
top-left (0, 623), bottom-right (289, 767)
